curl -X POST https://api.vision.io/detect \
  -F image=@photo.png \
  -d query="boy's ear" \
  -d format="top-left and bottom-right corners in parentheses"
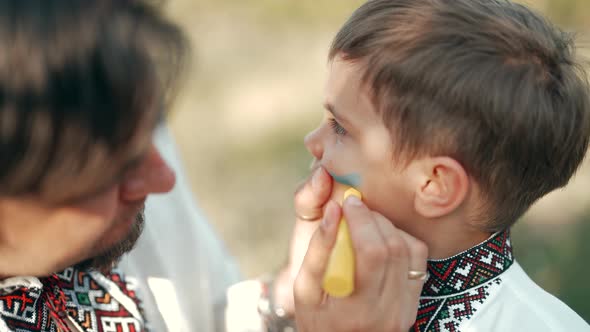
top-left (413, 157), bottom-right (469, 218)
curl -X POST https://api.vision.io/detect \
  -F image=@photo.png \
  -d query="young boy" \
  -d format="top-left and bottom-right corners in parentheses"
top-left (304, 0), bottom-right (590, 330)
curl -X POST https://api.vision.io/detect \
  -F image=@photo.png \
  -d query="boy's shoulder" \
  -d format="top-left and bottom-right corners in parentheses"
top-left (465, 262), bottom-right (589, 331)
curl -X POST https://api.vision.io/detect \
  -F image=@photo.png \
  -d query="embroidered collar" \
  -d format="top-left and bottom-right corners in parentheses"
top-left (0, 268), bottom-right (145, 332)
top-left (422, 230), bottom-right (513, 297)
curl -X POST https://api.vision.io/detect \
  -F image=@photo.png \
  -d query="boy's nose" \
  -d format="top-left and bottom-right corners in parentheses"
top-left (304, 128), bottom-right (324, 160)
top-left (120, 145), bottom-right (176, 202)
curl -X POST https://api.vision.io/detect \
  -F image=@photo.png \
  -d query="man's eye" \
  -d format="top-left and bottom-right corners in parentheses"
top-left (329, 118), bottom-right (348, 136)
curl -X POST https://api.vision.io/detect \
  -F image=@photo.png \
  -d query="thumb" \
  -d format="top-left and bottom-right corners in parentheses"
top-left (294, 166), bottom-right (333, 222)
top-left (294, 200), bottom-right (341, 308)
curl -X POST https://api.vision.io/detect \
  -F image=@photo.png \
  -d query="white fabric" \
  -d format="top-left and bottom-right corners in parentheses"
top-left (119, 126), bottom-right (243, 332)
top-left (0, 276), bottom-right (42, 295)
top-left (461, 262), bottom-right (589, 332)
top-left (225, 280), bottom-right (265, 332)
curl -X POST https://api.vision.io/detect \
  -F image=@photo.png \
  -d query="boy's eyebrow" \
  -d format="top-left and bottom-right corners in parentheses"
top-left (324, 102), bottom-right (353, 127)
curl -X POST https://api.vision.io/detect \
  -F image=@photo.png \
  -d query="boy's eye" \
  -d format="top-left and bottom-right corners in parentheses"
top-left (329, 118), bottom-right (348, 136)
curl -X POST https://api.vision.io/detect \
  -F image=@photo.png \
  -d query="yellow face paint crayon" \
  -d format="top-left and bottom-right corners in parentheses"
top-left (322, 186), bottom-right (362, 297)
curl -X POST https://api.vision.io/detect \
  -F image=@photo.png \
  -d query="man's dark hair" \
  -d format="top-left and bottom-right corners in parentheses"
top-left (0, 0), bottom-right (187, 202)
top-left (330, 0), bottom-right (590, 231)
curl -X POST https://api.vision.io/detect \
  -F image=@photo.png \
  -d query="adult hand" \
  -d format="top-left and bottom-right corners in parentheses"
top-left (294, 195), bottom-right (428, 332)
top-left (273, 166), bottom-right (333, 315)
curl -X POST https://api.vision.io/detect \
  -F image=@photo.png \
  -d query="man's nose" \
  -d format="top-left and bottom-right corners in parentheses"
top-left (304, 127), bottom-right (325, 161)
top-left (120, 145), bottom-right (176, 202)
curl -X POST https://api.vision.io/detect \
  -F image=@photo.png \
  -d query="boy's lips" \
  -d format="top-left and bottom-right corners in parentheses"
top-left (310, 159), bottom-right (361, 188)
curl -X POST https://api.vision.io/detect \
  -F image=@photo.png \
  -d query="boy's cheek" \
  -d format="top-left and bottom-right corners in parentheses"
top-left (363, 126), bottom-right (394, 160)
top-left (322, 153), bottom-right (363, 181)
top-left (368, 177), bottom-right (420, 225)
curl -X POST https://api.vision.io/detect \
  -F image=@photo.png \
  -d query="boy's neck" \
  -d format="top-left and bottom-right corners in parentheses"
top-left (429, 231), bottom-right (492, 259)
top-left (418, 222), bottom-right (493, 260)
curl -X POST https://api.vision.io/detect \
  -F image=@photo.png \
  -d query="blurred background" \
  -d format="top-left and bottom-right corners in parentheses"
top-left (164, 0), bottom-right (590, 322)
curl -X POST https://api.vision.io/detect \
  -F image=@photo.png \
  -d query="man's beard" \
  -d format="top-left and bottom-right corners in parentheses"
top-left (75, 208), bottom-right (145, 274)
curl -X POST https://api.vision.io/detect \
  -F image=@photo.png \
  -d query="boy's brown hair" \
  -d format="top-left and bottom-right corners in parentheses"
top-left (330, 0), bottom-right (590, 231)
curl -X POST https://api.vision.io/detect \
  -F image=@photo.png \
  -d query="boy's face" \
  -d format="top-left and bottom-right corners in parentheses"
top-left (305, 57), bottom-right (419, 229)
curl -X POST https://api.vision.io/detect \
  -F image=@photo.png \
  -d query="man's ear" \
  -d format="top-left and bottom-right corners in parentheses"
top-left (413, 157), bottom-right (469, 218)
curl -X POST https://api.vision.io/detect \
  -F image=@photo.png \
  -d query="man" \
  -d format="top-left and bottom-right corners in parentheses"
top-left (0, 1), bottom-right (428, 331)
top-left (0, 1), bottom-right (184, 330)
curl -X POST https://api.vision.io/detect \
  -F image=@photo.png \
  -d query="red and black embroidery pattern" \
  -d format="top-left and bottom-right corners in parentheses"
top-left (0, 268), bottom-right (145, 332)
top-left (412, 230), bottom-right (513, 332)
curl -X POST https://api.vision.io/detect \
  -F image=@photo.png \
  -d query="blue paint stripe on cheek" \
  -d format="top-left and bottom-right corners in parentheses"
top-left (330, 172), bottom-right (361, 188)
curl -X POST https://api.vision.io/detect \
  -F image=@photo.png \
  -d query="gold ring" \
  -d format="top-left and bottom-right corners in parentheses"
top-left (295, 212), bottom-right (322, 221)
top-left (408, 270), bottom-right (429, 281)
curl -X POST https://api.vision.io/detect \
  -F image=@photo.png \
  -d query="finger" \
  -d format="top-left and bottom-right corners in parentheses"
top-left (397, 231), bottom-right (427, 271)
top-left (371, 212), bottom-right (409, 265)
top-left (371, 212), bottom-right (425, 317)
top-left (309, 157), bottom-right (319, 170)
top-left (294, 200), bottom-right (341, 308)
top-left (396, 230), bottom-right (427, 324)
top-left (341, 196), bottom-right (388, 294)
top-left (370, 212), bottom-right (410, 296)
top-left (287, 168), bottom-right (334, 280)
top-left (397, 230), bottom-right (429, 287)
top-left (371, 213), bottom-right (427, 280)
top-left (294, 166), bottom-right (333, 222)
